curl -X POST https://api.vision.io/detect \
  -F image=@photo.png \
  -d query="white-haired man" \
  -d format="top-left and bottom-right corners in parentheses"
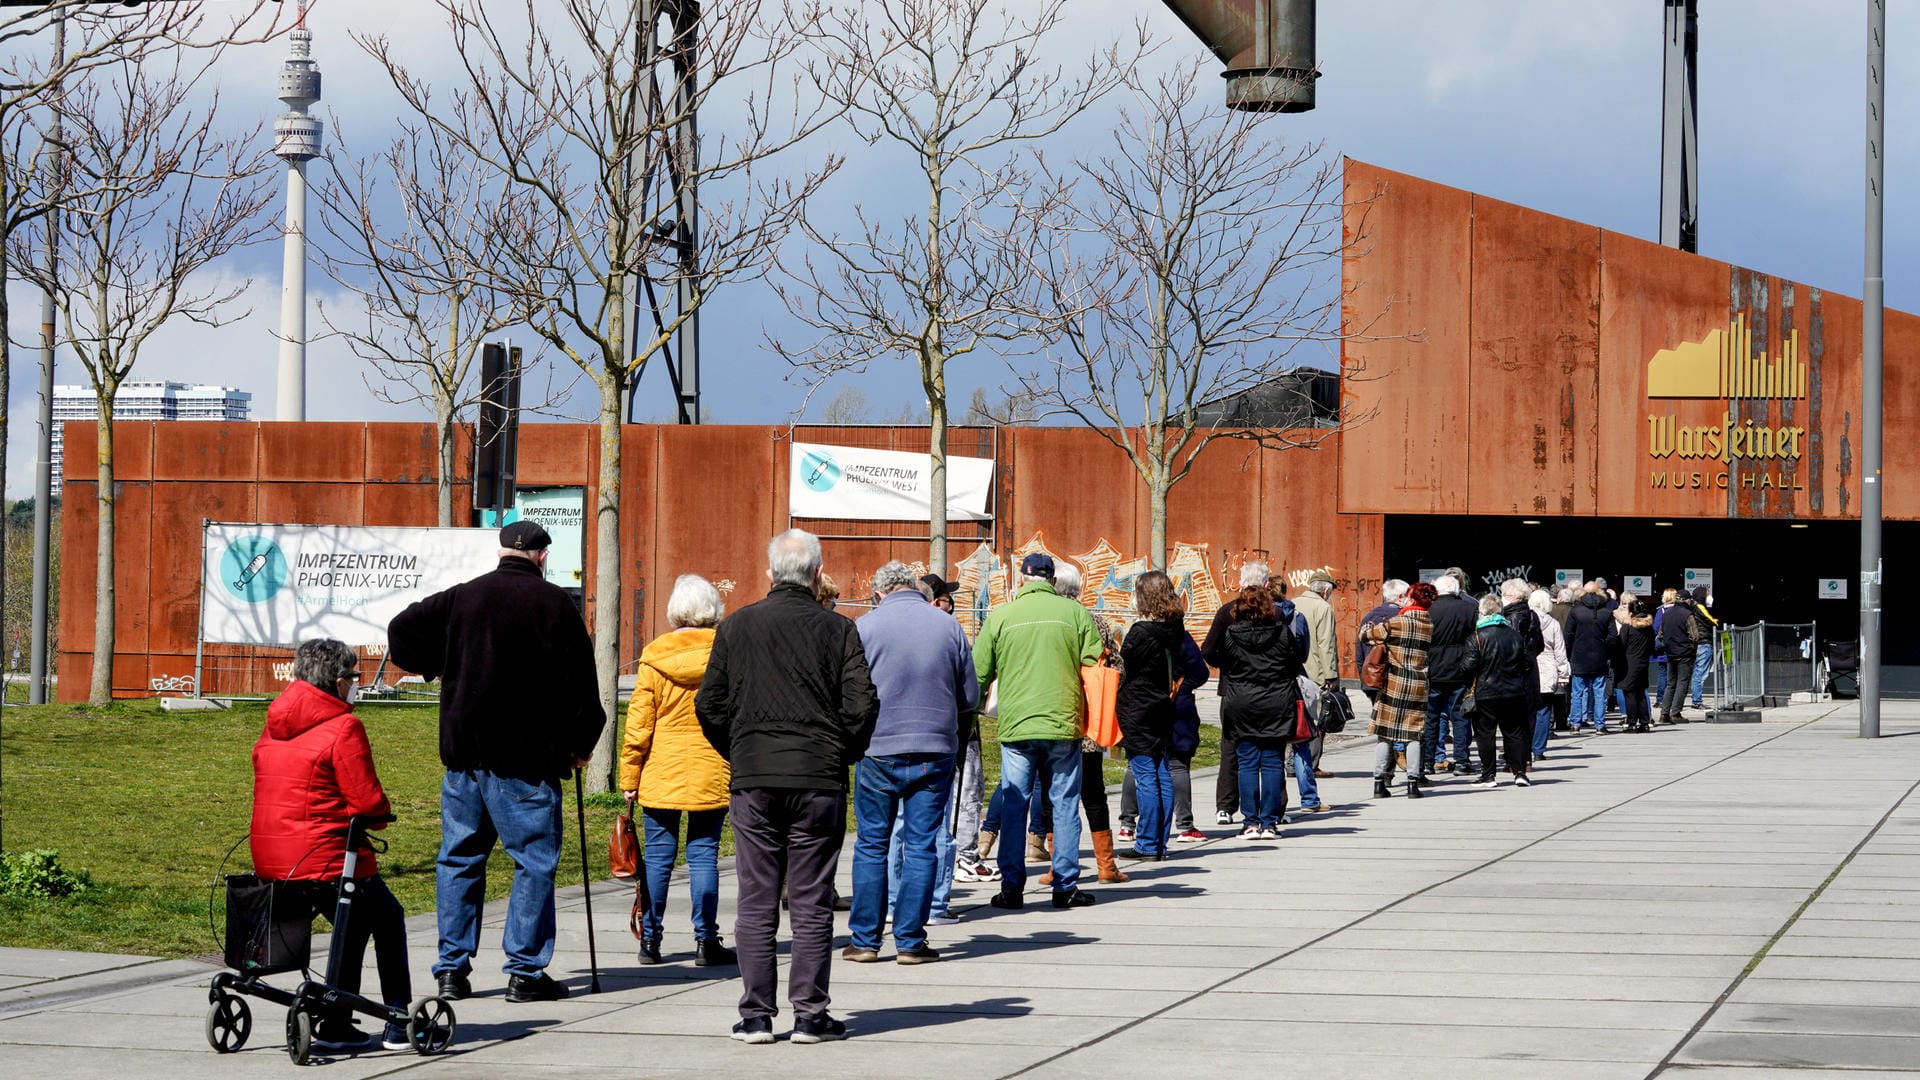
top-left (1201, 560), bottom-right (1309, 825)
top-left (696, 529), bottom-right (878, 1044)
top-left (1425, 571), bottom-right (1480, 775)
top-left (843, 561), bottom-right (977, 965)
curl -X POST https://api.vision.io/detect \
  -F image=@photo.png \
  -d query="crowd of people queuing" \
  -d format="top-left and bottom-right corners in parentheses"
top-left (243, 522), bottom-right (1719, 1050)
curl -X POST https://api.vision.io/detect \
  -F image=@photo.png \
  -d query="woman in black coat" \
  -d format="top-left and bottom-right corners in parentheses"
top-left (1460, 595), bottom-right (1538, 786)
top-left (1616, 597), bottom-right (1658, 732)
top-left (1212, 583), bottom-right (1305, 836)
top-left (1116, 570), bottom-right (1188, 860)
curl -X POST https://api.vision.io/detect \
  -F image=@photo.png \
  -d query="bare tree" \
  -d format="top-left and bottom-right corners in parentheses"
top-left (315, 120), bottom-right (572, 526)
top-left (775, 0), bottom-right (1146, 575)
top-left (962, 383), bottom-right (1037, 425)
top-left (1009, 63), bottom-right (1377, 569)
top-left (10, 40), bottom-right (276, 705)
top-left (815, 384), bottom-right (872, 423)
top-left (361, 0), bottom-right (838, 786)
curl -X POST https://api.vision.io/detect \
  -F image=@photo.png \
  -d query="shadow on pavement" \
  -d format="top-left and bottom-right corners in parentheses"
top-left (843, 995), bottom-right (1034, 1035)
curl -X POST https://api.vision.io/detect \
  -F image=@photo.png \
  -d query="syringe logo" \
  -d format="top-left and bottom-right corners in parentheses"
top-left (800, 449), bottom-right (841, 493)
top-left (220, 536), bottom-right (288, 602)
top-left (233, 553), bottom-right (269, 590)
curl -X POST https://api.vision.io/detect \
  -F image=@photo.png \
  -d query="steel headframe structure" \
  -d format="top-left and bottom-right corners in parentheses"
top-left (1160, 0), bottom-right (1318, 113)
top-left (624, 0), bottom-right (701, 426)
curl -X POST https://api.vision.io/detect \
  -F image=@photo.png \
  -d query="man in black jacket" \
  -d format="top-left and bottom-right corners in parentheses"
top-left (1563, 582), bottom-right (1618, 733)
top-left (387, 521), bottom-right (604, 1006)
top-left (696, 528), bottom-right (878, 1045)
top-left (1425, 572), bottom-right (1480, 775)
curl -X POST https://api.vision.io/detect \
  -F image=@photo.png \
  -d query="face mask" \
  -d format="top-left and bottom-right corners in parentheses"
top-left (344, 680), bottom-right (358, 705)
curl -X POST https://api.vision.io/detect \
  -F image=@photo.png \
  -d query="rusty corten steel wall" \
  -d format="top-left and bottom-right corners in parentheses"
top-left (60, 421), bottom-right (1382, 699)
top-left (1342, 158), bottom-right (1920, 520)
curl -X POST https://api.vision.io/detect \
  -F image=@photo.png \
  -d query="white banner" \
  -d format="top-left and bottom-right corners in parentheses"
top-left (789, 442), bottom-right (993, 522)
top-left (201, 523), bottom-right (503, 646)
top-left (1684, 567), bottom-right (1714, 591)
top-left (1554, 568), bottom-right (1584, 589)
top-left (1625, 574), bottom-right (1652, 595)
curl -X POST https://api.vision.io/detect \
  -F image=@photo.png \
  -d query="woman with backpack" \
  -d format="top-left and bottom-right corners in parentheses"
top-left (1207, 578), bottom-right (1306, 836)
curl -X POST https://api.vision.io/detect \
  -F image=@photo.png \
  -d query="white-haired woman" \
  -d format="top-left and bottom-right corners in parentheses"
top-left (1529, 589), bottom-right (1570, 761)
top-left (621, 574), bottom-right (734, 967)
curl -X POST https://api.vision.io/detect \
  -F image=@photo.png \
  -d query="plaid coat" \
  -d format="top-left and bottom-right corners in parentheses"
top-left (1370, 608), bottom-right (1431, 743)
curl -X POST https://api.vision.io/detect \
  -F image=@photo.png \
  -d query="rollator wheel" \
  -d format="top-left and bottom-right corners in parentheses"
top-left (285, 1006), bottom-right (313, 1064)
top-left (204, 991), bottom-right (251, 1053)
top-left (406, 996), bottom-right (456, 1056)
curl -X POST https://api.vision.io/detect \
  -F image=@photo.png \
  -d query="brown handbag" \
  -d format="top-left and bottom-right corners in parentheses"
top-left (1361, 643), bottom-right (1389, 690)
top-left (609, 807), bottom-right (641, 883)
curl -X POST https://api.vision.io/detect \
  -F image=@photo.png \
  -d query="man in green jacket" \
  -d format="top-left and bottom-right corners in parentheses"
top-left (974, 554), bottom-right (1103, 909)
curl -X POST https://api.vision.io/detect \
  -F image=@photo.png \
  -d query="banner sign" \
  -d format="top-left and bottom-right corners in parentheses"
top-left (482, 487), bottom-right (585, 586)
top-left (789, 442), bottom-right (994, 522)
top-left (1417, 568), bottom-right (1447, 584)
top-left (1684, 567), bottom-right (1714, 591)
top-left (1554, 568), bottom-right (1584, 588)
top-left (201, 523), bottom-right (502, 646)
top-left (1624, 574), bottom-right (1652, 595)
top-left (1819, 578), bottom-right (1848, 600)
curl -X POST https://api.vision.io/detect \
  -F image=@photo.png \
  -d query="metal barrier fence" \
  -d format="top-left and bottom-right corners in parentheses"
top-left (1713, 621), bottom-right (1820, 709)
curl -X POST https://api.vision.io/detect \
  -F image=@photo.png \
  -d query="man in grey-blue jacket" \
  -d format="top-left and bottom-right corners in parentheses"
top-left (844, 561), bottom-right (978, 965)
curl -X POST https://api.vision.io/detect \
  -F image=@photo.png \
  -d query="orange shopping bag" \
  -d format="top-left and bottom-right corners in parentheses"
top-left (1081, 665), bottom-right (1121, 748)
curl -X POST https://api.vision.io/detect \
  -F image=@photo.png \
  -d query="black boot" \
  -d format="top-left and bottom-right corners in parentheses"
top-left (1405, 776), bottom-right (1424, 799)
top-left (1373, 778), bottom-right (1392, 799)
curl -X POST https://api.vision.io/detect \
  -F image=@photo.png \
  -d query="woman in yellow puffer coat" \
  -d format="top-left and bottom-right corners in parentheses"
top-left (621, 574), bottom-right (733, 968)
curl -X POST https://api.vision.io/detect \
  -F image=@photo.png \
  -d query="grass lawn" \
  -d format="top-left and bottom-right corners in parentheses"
top-left (1, 700), bottom-right (1220, 957)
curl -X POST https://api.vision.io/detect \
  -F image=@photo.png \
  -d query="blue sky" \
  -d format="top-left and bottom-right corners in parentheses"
top-left (8, 0), bottom-right (1915, 495)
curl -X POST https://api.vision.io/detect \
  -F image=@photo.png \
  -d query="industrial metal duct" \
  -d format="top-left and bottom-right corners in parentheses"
top-left (1161, 0), bottom-right (1317, 112)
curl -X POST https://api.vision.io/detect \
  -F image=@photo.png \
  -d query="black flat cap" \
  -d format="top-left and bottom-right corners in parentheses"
top-left (500, 520), bottom-right (552, 551)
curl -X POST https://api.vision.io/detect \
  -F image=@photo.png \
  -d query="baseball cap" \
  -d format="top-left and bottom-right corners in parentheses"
top-left (1020, 553), bottom-right (1055, 578)
top-left (920, 573), bottom-right (961, 598)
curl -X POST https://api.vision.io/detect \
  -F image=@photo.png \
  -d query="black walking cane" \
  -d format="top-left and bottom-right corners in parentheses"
top-left (572, 767), bottom-right (602, 994)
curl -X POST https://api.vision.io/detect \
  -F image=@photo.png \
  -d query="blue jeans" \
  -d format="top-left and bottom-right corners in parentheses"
top-left (1570, 675), bottom-right (1608, 731)
top-left (1290, 740), bottom-right (1321, 809)
top-left (434, 769), bottom-right (562, 979)
top-left (639, 806), bottom-right (724, 944)
top-left (888, 779), bottom-right (958, 920)
top-left (1532, 701), bottom-right (1554, 758)
top-left (851, 754), bottom-right (953, 952)
top-left (1692, 643), bottom-right (1712, 705)
top-left (1427, 684), bottom-right (1467, 768)
top-left (995, 740), bottom-right (1082, 893)
top-left (1654, 659), bottom-right (1668, 703)
top-left (1236, 741), bottom-right (1288, 830)
top-left (982, 773), bottom-right (1050, 838)
top-left (1126, 753), bottom-right (1174, 856)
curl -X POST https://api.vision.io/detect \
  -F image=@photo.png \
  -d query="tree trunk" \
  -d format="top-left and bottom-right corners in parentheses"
top-left (88, 401), bottom-right (114, 705)
top-left (585, 374), bottom-right (623, 792)
top-left (928, 386), bottom-right (948, 575)
top-left (1150, 476), bottom-right (1169, 574)
top-left (433, 394), bottom-right (454, 528)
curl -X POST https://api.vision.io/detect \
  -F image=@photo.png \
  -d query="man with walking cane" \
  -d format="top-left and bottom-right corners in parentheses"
top-left (389, 521), bottom-right (605, 1004)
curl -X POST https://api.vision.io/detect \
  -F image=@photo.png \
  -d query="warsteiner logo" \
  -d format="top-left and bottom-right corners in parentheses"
top-left (1644, 314), bottom-right (1808, 494)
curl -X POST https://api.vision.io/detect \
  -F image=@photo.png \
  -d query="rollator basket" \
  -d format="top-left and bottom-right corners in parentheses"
top-left (222, 874), bottom-right (312, 976)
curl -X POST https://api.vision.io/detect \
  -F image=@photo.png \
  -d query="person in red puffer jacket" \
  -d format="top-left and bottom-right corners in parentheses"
top-left (250, 638), bottom-right (412, 1052)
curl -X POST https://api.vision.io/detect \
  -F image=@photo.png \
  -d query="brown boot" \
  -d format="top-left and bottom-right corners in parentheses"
top-left (977, 830), bottom-right (997, 859)
top-left (1038, 832), bottom-right (1055, 884)
top-left (1025, 832), bottom-right (1049, 863)
top-left (1093, 830), bottom-right (1130, 883)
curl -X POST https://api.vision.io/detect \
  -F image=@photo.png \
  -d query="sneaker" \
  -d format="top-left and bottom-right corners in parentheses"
top-left (694, 938), bottom-right (736, 968)
top-left (1051, 889), bottom-right (1096, 909)
top-left (380, 1022), bottom-right (410, 1052)
top-left (505, 972), bottom-right (569, 1003)
top-left (953, 859), bottom-right (1000, 883)
top-left (731, 1016), bottom-right (775, 1045)
top-left (1115, 824), bottom-right (1135, 842)
top-left (1215, 810), bottom-right (1234, 826)
top-left (1172, 829), bottom-right (1207, 844)
top-left (896, 944), bottom-right (941, 965)
top-left (1238, 826), bottom-right (1262, 840)
top-left (792, 1014), bottom-right (848, 1044)
top-left (1515, 774), bottom-right (1532, 787)
top-left (434, 970), bottom-right (470, 1001)
top-left (312, 1016), bottom-right (372, 1050)
top-left (1257, 827), bottom-right (1280, 840)
top-left (840, 944), bottom-right (881, 963)
top-left (1476, 772), bottom-right (1497, 788)
top-left (926, 912), bottom-right (963, 926)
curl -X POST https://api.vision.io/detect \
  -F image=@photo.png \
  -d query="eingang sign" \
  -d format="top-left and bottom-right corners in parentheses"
top-left (1645, 314), bottom-right (1808, 493)
top-left (200, 523), bottom-right (502, 647)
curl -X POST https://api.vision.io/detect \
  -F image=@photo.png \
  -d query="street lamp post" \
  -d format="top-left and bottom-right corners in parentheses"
top-left (1860, 0), bottom-right (1886, 739)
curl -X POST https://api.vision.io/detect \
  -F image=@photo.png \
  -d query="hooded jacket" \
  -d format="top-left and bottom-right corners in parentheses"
top-left (620, 627), bottom-right (729, 810)
top-left (387, 556), bottom-right (606, 782)
top-left (695, 582), bottom-right (879, 791)
top-left (1563, 592), bottom-right (1617, 678)
top-left (1617, 609), bottom-right (1657, 694)
top-left (1116, 616), bottom-right (1185, 757)
top-left (1212, 613), bottom-right (1304, 743)
top-left (250, 680), bottom-right (391, 881)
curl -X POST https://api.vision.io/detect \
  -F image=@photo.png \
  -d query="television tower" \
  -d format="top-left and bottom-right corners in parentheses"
top-left (273, 5), bottom-right (322, 421)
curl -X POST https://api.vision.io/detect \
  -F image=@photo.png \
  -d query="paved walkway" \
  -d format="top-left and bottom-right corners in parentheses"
top-left (2, 700), bottom-right (1917, 1078)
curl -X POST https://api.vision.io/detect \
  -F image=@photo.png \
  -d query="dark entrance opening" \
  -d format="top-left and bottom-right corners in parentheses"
top-left (1382, 516), bottom-right (1917, 693)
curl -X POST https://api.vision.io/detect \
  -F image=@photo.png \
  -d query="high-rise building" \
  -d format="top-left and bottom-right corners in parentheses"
top-left (51, 381), bottom-right (251, 494)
